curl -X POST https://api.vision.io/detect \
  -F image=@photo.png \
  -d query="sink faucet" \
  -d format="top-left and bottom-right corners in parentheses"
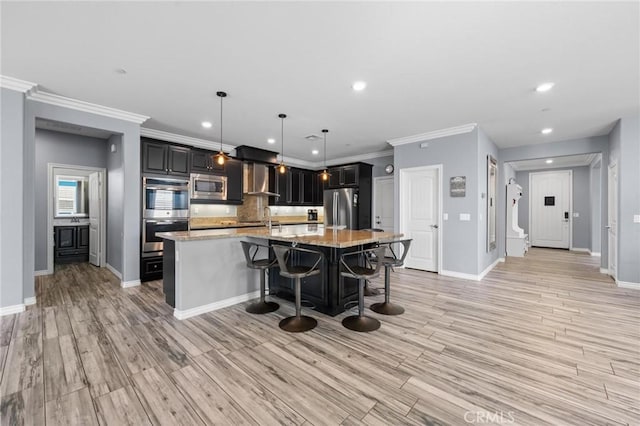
top-left (264, 206), bottom-right (272, 230)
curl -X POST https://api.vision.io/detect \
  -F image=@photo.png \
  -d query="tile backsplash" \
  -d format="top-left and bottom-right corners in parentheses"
top-left (190, 204), bottom-right (238, 218)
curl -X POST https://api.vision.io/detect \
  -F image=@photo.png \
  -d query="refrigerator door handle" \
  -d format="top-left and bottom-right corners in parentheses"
top-left (333, 191), bottom-right (339, 227)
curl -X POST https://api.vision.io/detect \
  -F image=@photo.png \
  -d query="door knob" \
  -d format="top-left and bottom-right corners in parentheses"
top-left (430, 224), bottom-right (439, 229)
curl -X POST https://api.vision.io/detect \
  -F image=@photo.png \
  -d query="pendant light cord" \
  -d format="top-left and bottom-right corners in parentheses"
top-left (219, 95), bottom-right (223, 153)
top-left (281, 116), bottom-right (284, 162)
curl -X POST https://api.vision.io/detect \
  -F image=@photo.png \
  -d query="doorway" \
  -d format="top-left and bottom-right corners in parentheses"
top-left (608, 163), bottom-right (617, 279)
top-left (399, 165), bottom-right (442, 272)
top-left (47, 164), bottom-right (106, 274)
top-left (372, 176), bottom-right (394, 232)
top-left (529, 170), bottom-right (572, 249)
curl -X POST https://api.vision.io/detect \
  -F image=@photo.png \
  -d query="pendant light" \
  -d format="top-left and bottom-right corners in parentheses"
top-left (215, 91), bottom-right (228, 166)
top-left (277, 113), bottom-right (287, 174)
top-left (320, 129), bottom-right (331, 181)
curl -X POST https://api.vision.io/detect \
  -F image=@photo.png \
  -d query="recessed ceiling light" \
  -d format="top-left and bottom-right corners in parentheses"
top-left (352, 81), bottom-right (367, 91)
top-left (541, 128), bottom-right (553, 135)
top-left (546, 159), bottom-right (553, 164)
top-left (201, 121), bottom-right (212, 129)
top-left (267, 138), bottom-right (275, 144)
top-left (536, 82), bottom-right (554, 92)
top-left (115, 68), bottom-right (127, 74)
top-left (312, 149), bottom-right (319, 155)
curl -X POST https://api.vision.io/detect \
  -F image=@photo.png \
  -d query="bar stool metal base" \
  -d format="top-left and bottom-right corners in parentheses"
top-left (279, 315), bottom-right (317, 333)
top-left (370, 302), bottom-right (405, 316)
top-left (342, 315), bottom-right (380, 332)
top-left (246, 300), bottom-right (280, 314)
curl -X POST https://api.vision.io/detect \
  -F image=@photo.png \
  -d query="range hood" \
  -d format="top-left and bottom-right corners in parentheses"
top-left (243, 163), bottom-right (280, 197)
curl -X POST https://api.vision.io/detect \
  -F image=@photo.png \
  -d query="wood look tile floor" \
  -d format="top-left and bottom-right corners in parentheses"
top-left (1, 248), bottom-right (639, 425)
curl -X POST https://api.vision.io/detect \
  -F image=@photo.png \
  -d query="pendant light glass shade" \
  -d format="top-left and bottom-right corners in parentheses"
top-left (215, 91), bottom-right (228, 166)
top-left (320, 129), bottom-right (330, 181)
top-left (277, 113), bottom-right (287, 174)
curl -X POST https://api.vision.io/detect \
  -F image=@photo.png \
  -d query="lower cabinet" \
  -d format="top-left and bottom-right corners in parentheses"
top-left (141, 256), bottom-right (164, 282)
top-left (54, 225), bottom-right (89, 264)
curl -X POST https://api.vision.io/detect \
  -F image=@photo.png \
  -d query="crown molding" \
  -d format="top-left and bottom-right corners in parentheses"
top-left (387, 123), bottom-right (477, 147)
top-left (0, 75), bottom-right (37, 92)
top-left (140, 127), bottom-right (237, 152)
top-left (27, 88), bottom-right (149, 124)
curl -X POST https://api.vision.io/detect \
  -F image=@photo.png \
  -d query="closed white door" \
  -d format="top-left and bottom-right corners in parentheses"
top-left (401, 167), bottom-right (438, 271)
top-left (88, 172), bottom-right (101, 266)
top-left (373, 177), bottom-right (394, 232)
top-left (530, 171), bottom-right (571, 248)
top-left (608, 163), bottom-right (617, 279)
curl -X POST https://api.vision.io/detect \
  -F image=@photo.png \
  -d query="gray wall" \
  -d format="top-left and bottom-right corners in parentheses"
top-left (1, 88), bottom-right (25, 307)
top-left (515, 166), bottom-right (591, 250)
top-left (34, 129), bottom-right (108, 271)
top-left (477, 128), bottom-right (500, 272)
top-left (498, 136), bottom-right (609, 269)
top-left (107, 134), bottom-right (124, 273)
top-left (589, 157), bottom-right (602, 254)
top-left (609, 116), bottom-right (640, 284)
top-left (24, 99), bottom-right (141, 295)
top-left (394, 130), bottom-right (480, 275)
top-left (367, 155), bottom-right (394, 178)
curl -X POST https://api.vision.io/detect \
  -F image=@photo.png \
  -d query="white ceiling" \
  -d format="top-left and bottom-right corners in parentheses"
top-left (2, 2), bottom-right (638, 161)
top-left (508, 153), bottom-right (599, 171)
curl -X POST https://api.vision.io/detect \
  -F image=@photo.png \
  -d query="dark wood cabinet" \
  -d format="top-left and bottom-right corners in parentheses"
top-left (190, 149), bottom-right (225, 174)
top-left (269, 167), bottom-right (319, 206)
top-left (141, 138), bottom-right (190, 177)
top-left (315, 172), bottom-right (327, 205)
top-left (225, 158), bottom-right (243, 204)
top-left (327, 164), bottom-right (360, 188)
top-left (54, 225), bottom-right (89, 264)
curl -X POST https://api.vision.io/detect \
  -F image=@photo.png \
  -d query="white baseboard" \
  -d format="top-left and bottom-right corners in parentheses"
top-left (121, 279), bottom-right (141, 288)
top-left (478, 257), bottom-right (503, 280)
top-left (441, 270), bottom-right (481, 281)
top-left (24, 297), bottom-right (37, 306)
top-left (34, 270), bottom-right (50, 277)
top-left (590, 251), bottom-right (601, 257)
top-left (571, 248), bottom-right (590, 253)
top-left (174, 291), bottom-right (261, 320)
top-left (599, 268), bottom-right (609, 274)
top-left (498, 257), bottom-right (505, 263)
top-left (0, 304), bottom-right (26, 316)
top-left (617, 280), bottom-right (640, 290)
top-left (106, 263), bottom-right (122, 279)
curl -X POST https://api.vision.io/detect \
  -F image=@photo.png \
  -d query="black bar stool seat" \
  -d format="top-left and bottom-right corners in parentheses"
top-left (272, 245), bottom-right (324, 333)
top-left (340, 246), bottom-right (386, 332)
top-left (240, 241), bottom-right (280, 314)
top-left (370, 239), bottom-right (412, 316)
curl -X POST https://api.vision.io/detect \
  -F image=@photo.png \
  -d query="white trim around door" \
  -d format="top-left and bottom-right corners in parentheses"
top-left (398, 164), bottom-right (443, 273)
top-left (372, 176), bottom-right (394, 232)
top-left (46, 163), bottom-right (107, 275)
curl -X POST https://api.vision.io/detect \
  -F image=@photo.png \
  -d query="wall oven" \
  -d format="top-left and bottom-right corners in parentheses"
top-left (143, 177), bottom-right (190, 219)
top-left (190, 173), bottom-right (227, 201)
top-left (142, 218), bottom-right (189, 256)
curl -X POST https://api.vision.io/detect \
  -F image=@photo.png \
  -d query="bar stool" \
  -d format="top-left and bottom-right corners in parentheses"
top-left (370, 239), bottom-right (412, 316)
top-left (340, 246), bottom-right (387, 332)
top-left (240, 241), bottom-right (279, 314)
top-left (361, 228), bottom-right (384, 296)
top-left (272, 245), bottom-right (324, 333)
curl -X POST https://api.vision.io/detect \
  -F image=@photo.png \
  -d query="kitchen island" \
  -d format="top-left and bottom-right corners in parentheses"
top-left (157, 224), bottom-right (400, 319)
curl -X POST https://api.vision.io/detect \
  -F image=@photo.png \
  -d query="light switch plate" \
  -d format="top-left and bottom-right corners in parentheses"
top-left (573, 212), bottom-right (579, 218)
top-left (443, 213), bottom-right (448, 221)
top-left (634, 214), bottom-right (640, 223)
top-left (460, 213), bottom-right (471, 221)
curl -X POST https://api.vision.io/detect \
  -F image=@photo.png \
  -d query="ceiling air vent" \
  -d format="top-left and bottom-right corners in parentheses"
top-left (305, 134), bottom-right (321, 142)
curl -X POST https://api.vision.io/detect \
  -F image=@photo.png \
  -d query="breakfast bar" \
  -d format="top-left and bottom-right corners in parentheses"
top-left (158, 225), bottom-right (400, 319)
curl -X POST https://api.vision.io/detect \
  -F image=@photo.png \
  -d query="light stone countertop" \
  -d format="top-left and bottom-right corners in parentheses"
top-left (157, 224), bottom-right (401, 248)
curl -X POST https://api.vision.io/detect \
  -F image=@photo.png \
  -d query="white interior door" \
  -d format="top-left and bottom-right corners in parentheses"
top-left (373, 177), bottom-right (394, 232)
top-left (608, 163), bottom-right (617, 279)
top-left (401, 167), bottom-right (439, 271)
top-left (530, 171), bottom-right (571, 248)
top-left (88, 172), bottom-right (101, 266)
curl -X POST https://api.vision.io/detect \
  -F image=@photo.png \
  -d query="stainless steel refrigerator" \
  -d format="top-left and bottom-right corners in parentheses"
top-left (324, 188), bottom-right (359, 229)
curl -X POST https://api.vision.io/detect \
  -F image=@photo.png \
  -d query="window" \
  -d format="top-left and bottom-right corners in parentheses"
top-left (55, 175), bottom-right (89, 217)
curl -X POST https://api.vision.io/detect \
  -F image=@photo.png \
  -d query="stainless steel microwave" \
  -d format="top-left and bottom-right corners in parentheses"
top-left (190, 173), bottom-right (227, 200)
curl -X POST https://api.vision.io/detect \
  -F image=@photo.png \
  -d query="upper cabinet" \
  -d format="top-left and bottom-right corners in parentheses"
top-left (142, 138), bottom-right (190, 177)
top-left (191, 149), bottom-right (225, 174)
top-left (225, 158), bottom-right (243, 204)
top-left (327, 164), bottom-right (360, 188)
top-left (269, 167), bottom-right (318, 206)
